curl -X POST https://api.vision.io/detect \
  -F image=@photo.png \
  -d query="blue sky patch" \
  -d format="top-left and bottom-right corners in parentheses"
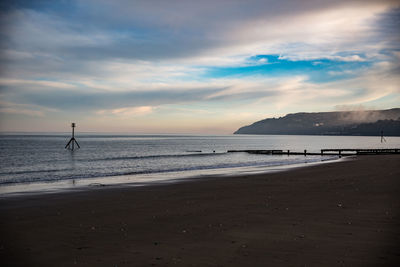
top-left (203, 55), bottom-right (372, 83)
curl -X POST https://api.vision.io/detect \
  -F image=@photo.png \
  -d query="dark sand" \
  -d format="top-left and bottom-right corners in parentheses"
top-left (1, 155), bottom-right (399, 266)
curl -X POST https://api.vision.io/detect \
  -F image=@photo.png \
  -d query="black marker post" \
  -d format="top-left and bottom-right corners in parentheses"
top-left (65, 123), bottom-right (80, 150)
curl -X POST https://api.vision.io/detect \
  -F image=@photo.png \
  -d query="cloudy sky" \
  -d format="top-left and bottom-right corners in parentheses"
top-left (0, 0), bottom-right (399, 133)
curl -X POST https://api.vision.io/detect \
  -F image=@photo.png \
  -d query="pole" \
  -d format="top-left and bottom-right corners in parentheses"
top-left (65, 123), bottom-right (79, 150)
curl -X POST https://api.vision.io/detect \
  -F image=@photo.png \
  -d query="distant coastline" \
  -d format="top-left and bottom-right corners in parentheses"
top-left (234, 108), bottom-right (400, 136)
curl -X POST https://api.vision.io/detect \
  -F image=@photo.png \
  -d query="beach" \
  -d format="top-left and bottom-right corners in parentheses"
top-left (0, 155), bottom-right (399, 266)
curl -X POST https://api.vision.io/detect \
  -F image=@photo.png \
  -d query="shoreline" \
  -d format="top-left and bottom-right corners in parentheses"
top-left (0, 154), bottom-right (341, 197)
top-left (0, 155), bottom-right (399, 266)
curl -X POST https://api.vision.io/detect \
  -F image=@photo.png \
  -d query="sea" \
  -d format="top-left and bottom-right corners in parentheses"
top-left (1, 133), bottom-right (399, 195)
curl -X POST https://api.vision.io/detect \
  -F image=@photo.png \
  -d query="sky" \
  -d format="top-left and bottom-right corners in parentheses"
top-left (0, 0), bottom-right (399, 134)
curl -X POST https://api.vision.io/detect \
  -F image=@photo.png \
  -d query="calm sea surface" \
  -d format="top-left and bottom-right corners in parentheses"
top-left (1, 134), bottom-right (399, 195)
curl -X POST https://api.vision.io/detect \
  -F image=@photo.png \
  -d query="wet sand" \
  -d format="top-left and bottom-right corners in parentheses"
top-left (1, 155), bottom-right (399, 266)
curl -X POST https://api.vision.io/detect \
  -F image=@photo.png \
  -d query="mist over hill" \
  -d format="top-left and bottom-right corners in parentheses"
top-left (234, 108), bottom-right (400, 136)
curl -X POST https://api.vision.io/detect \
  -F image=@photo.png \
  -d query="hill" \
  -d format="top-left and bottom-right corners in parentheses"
top-left (234, 108), bottom-right (400, 136)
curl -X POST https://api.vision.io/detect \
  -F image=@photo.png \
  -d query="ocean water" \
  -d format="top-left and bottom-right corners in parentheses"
top-left (1, 134), bottom-right (399, 195)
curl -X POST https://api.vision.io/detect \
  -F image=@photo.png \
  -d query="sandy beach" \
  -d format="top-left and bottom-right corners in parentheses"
top-left (0, 155), bottom-right (399, 266)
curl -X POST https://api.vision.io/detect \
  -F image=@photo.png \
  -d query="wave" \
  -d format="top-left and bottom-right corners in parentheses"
top-left (0, 156), bottom-right (335, 185)
top-left (0, 152), bottom-right (229, 184)
top-left (0, 152), bottom-right (229, 167)
top-left (0, 168), bottom-right (72, 176)
top-left (87, 152), bottom-right (227, 162)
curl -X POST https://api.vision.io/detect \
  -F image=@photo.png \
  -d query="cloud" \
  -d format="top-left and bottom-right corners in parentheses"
top-left (1, 53), bottom-right (398, 117)
top-left (258, 58), bottom-right (267, 64)
top-left (97, 106), bottom-right (154, 117)
top-left (0, 84), bottom-right (225, 111)
top-left (334, 104), bottom-right (373, 111)
top-left (0, 107), bottom-right (44, 117)
top-left (0, 78), bottom-right (76, 89)
top-left (1, 0), bottom-right (399, 133)
top-left (1, 0), bottom-right (398, 65)
top-left (0, 100), bottom-right (58, 117)
top-left (1, 0), bottom-right (397, 91)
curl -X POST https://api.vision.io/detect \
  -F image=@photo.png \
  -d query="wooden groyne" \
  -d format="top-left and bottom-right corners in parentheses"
top-left (320, 148), bottom-right (399, 155)
top-left (227, 148), bottom-right (400, 156)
